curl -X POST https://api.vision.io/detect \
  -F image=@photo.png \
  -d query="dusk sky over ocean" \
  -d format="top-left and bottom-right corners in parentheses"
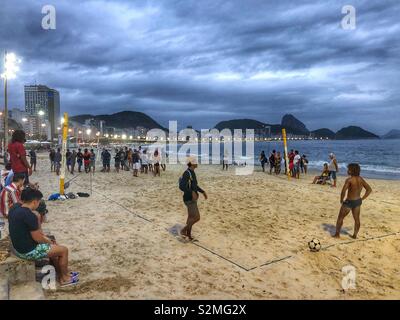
top-left (1, 0), bottom-right (399, 134)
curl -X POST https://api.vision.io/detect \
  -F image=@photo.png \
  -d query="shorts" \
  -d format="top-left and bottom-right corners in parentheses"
top-left (133, 162), bottom-right (141, 170)
top-left (329, 171), bottom-right (337, 180)
top-left (343, 198), bottom-right (362, 209)
top-left (90, 161), bottom-right (95, 168)
top-left (184, 200), bottom-right (200, 219)
top-left (15, 243), bottom-right (51, 261)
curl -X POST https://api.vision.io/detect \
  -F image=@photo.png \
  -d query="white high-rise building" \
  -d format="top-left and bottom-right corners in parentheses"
top-left (24, 85), bottom-right (60, 141)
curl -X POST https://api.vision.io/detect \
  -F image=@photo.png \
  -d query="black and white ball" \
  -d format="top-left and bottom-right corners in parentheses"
top-left (308, 238), bottom-right (321, 252)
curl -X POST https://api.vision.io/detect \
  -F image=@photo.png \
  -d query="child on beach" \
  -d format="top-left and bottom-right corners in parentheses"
top-left (333, 163), bottom-right (372, 239)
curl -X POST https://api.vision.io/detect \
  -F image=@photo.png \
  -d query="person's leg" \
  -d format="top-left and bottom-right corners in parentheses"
top-left (351, 206), bottom-right (361, 239)
top-left (47, 244), bottom-right (70, 284)
top-left (334, 205), bottom-right (351, 237)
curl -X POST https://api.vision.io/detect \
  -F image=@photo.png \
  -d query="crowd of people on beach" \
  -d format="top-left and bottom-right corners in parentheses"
top-left (0, 128), bottom-right (373, 289)
top-left (46, 146), bottom-right (166, 177)
top-left (259, 149), bottom-right (309, 178)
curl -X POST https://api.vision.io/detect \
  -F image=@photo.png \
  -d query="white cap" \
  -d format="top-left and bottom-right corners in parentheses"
top-left (186, 156), bottom-right (198, 165)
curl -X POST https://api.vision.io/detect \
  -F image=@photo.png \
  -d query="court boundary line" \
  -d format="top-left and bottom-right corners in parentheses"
top-left (68, 178), bottom-right (400, 272)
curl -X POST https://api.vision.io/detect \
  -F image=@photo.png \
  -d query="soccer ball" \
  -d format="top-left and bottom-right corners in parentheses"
top-left (308, 238), bottom-right (321, 252)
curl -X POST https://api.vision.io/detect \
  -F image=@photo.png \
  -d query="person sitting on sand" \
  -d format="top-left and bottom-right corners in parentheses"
top-left (8, 188), bottom-right (79, 287)
top-left (312, 163), bottom-right (330, 185)
top-left (0, 173), bottom-right (25, 218)
top-left (179, 156), bottom-right (207, 241)
top-left (333, 163), bottom-right (372, 239)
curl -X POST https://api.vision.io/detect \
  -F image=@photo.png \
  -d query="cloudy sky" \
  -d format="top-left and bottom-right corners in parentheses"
top-left (0, 0), bottom-right (399, 134)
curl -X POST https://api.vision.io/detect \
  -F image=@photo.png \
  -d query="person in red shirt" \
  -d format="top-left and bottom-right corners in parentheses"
top-left (8, 130), bottom-right (32, 185)
top-left (0, 173), bottom-right (25, 218)
top-left (83, 149), bottom-right (91, 173)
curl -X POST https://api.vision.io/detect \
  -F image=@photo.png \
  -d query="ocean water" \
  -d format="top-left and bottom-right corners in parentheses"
top-left (164, 139), bottom-right (400, 180)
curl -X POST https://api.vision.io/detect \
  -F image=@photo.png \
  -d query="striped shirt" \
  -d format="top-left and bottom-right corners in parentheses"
top-left (0, 183), bottom-right (21, 218)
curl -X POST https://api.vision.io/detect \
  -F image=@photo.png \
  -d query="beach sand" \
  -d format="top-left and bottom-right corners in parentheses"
top-left (27, 154), bottom-right (400, 299)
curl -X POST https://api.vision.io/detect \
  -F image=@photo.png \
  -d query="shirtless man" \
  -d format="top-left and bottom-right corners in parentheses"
top-left (333, 163), bottom-right (372, 239)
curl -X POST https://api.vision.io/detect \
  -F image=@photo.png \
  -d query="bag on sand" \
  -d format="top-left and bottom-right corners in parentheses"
top-left (178, 170), bottom-right (192, 192)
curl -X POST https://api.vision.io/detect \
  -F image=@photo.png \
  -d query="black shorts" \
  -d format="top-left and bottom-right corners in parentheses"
top-left (343, 199), bottom-right (362, 209)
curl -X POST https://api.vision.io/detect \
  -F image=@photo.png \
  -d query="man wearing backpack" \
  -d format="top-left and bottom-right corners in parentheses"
top-left (179, 156), bottom-right (207, 240)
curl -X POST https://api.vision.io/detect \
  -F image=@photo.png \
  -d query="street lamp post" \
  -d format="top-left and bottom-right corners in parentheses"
top-left (1, 51), bottom-right (21, 153)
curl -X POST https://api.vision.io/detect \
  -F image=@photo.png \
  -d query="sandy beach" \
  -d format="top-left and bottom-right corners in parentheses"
top-left (22, 153), bottom-right (400, 300)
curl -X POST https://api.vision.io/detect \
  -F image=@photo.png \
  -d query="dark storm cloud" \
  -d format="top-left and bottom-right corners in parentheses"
top-left (0, 0), bottom-right (399, 133)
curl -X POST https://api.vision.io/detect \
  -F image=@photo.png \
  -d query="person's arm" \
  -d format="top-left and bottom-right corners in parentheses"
top-left (334, 159), bottom-right (339, 172)
top-left (31, 230), bottom-right (53, 244)
top-left (340, 178), bottom-right (350, 203)
top-left (18, 145), bottom-right (32, 175)
top-left (361, 178), bottom-right (372, 201)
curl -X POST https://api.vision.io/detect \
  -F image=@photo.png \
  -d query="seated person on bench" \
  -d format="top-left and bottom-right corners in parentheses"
top-left (8, 188), bottom-right (79, 287)
top-left (0, 173), bottom-right (25, 218)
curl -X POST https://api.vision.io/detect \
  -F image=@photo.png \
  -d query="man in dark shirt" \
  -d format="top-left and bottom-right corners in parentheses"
top-left (77, 149), bottom-right (83, 173)
top-left (29, 149), bottom-right (37, 172)
top-left (179, 157), bottom-right (207, 240)
top-left (49, 149), bottom-right (56, 172)
top-left (8, 188), bottom-right (79, 287)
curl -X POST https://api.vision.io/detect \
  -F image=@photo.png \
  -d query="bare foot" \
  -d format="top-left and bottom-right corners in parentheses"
top-left (350, 234), bottom-right (357, 239)
top-left (332, 234), bottom-right (340, 238)
top-left (180, 229), bottom-right (188, 238)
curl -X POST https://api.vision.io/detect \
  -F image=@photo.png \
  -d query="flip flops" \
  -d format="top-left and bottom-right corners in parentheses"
top-left (60, 275), bottom-right (79, 288)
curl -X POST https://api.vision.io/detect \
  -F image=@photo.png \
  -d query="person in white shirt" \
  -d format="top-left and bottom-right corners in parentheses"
top-left (293, 150), bottom-right (301, 179)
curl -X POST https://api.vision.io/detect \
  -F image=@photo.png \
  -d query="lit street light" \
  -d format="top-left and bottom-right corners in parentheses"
top-left (1, 51), bottom-right (21, 152)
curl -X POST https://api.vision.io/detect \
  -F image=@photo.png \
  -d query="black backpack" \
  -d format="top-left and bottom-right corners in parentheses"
top-left (179, 170), bottom-right (192, 192)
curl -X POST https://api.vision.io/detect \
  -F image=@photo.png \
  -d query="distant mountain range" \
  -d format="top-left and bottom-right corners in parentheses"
top-left (214, 114), bottom-right (381, 140)
top-left (70, 111), bottom-right (166, 130)
top-left (382, 129), bottom-right (400, 139)
top-left (69, 110), bottom-right (395, 140)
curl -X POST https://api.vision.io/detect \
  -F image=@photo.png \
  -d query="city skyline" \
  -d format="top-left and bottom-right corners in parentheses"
top-left (1, 0), bottom-right (399, 135)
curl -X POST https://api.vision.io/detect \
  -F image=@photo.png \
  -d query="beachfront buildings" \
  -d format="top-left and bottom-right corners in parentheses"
top-left (9, 108), bottom-right (51, 140)
top-left (24, 85), bottom-right (60, 141)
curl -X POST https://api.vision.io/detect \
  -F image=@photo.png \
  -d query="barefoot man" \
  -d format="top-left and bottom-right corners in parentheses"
top-left (179, 156), bottom-right (207, 240)
top-left (333, 163), bottom-right (372, 239)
